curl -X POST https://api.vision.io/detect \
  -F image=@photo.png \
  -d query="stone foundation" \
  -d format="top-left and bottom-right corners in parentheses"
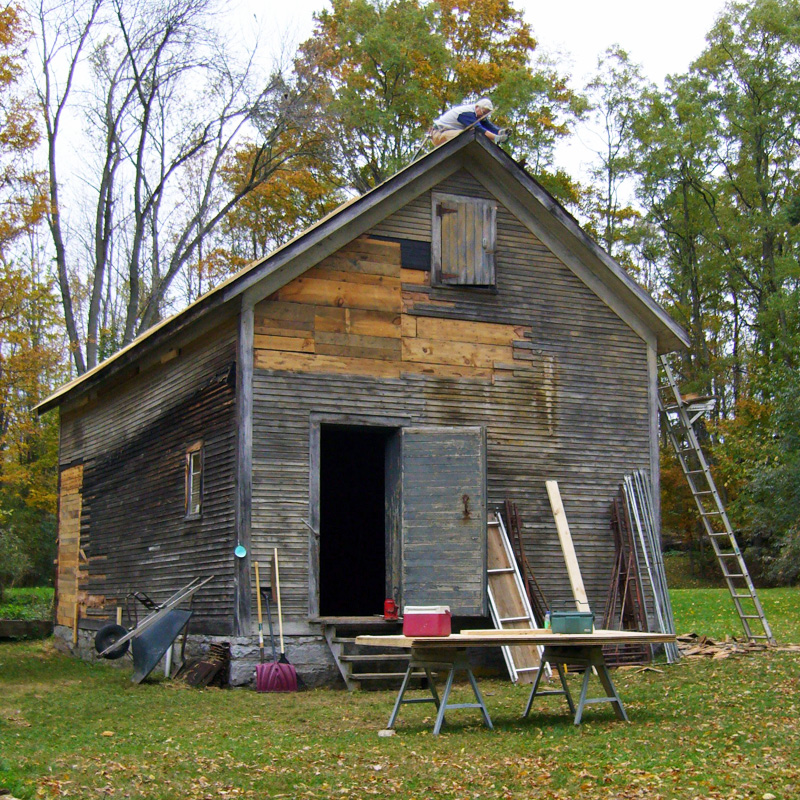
top-left (53, 625), bottom-right (342, 687)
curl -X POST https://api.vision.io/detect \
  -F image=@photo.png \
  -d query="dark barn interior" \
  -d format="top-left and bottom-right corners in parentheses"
top-left (319, 425), bottom-right (393, 616)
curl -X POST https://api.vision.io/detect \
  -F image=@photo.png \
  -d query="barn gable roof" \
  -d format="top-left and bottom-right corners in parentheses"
top-left (37, 129), bottom-right (688, 414)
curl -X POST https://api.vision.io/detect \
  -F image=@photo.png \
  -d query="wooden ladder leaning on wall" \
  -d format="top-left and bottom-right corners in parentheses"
top-left (486, 510), bottom-right (548, 684)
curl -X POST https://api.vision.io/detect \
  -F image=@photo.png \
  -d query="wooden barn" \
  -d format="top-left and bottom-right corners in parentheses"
top-left (38, 129), bottom-right (688, 686)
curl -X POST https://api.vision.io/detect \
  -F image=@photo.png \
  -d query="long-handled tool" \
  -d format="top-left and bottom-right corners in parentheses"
top-left (254, 562), bottom-right (265, 664)
top-left (272, 548), bottom-right (298, 690)
top-left (255, 550), bottom-right (297, 692)
top-left (96, 576), bottom-right (214, 657)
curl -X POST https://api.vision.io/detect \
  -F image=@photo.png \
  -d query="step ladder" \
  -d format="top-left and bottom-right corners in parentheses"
top-left (487, 511), bottom-right (548, 683)
top-left (658, 356), bottom-right (775, 644)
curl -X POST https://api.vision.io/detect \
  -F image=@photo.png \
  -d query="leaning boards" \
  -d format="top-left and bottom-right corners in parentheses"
top-left (545, 480), bottom-right (591, 613)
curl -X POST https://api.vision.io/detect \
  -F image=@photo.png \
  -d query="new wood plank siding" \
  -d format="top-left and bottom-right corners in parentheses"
top-left (251, 169), bottom-right (651, 623)
top-left (55, 465), bottom-right (83, 627)
top-left (57, 321), bottom-right (238, 634)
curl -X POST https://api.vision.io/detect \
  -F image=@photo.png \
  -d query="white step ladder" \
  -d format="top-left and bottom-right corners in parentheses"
top-left (487, 511), bottom-right (548, 683)
top-left (659, 356), bottom-right (775, 644)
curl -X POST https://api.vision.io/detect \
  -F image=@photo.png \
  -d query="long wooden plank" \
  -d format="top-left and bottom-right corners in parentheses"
top-left (274, 276), bottom-right (402, 312)
top-left (253, 334), bottom-right (315, 353)
top-left (337, 237), bottom-right (402, 260)
top-left (313, 308), bottom-right (401, 338)
top-left (254, 349), bottom-right (493, 380)
top-left (402, 337), bottom-right (513, 369)
top-left (356, 631), bottom-right (676, 648)
top-left (305, 266), bottom-right (400, 287)
top-left (546, 480), bottom-right (591, 613)
top-left (315, 255), bottom-right (400, 278)
top-left (415, 316), bottom-right (528, 346)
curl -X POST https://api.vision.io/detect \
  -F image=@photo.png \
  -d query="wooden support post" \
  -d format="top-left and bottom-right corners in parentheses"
top-left (72, 602), bottom-right (80, 645)
top-left (116, 606), bottom-right (122, 626)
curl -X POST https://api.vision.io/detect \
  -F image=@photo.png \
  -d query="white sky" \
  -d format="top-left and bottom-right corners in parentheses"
top-left (254, 0), bottom-right (731, 178)
top-left (260, 0), bottom-right (728, 82)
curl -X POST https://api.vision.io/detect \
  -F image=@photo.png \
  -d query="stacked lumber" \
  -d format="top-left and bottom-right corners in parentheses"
top-left (178, 642), bottom-right (230, 687)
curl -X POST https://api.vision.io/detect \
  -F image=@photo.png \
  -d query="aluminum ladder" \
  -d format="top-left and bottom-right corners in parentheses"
top-left (658, 356), bottom-right (775, 644)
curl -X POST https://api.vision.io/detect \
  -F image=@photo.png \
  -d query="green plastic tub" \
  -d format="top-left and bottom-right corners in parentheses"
top-left (550, 610), bottom-right (594, 634)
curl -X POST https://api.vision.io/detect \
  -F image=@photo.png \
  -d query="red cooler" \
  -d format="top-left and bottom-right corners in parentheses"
top-left (403, 605), bottom-right (452, 637)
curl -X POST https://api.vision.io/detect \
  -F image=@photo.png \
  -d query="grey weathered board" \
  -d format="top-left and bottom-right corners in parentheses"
top-left (58, 321), bottom-right (238, 633)
top-left (398, 426), bottom-right (486, 615)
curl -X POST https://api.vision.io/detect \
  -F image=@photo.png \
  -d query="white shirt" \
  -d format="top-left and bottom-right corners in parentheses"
top-left (434, 104), bottom-right (480, 131)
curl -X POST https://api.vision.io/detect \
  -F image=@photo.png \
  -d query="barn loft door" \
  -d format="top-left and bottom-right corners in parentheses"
top-left (432, 192), bottom-right (497, 286)
top-left (398, 426), bottom-right (487, 616)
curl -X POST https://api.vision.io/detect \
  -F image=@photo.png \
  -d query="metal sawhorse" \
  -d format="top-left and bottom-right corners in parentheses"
top-left (387, 648), bottom-right (494, 736)
top-left (523, 645), bottom-right (629, 725)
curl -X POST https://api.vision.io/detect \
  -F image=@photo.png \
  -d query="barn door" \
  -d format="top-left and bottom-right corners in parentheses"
top-left (432, 192), bottom-right (497, 287)
top-left (397, 426), bottom-right (487, 616)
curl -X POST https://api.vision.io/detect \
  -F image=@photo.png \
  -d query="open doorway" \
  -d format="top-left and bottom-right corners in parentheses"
top-left (319, 425), bottom-right (393, 616)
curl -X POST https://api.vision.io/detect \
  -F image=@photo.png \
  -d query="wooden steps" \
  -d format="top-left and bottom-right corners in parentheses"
top-left (324, 619), bottom-right (423, 691)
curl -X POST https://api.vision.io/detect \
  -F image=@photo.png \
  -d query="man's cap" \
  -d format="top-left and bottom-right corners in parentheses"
top-left (475, 97), bottom-right (494, 113)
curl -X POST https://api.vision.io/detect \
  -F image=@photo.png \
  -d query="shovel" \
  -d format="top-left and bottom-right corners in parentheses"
top-left (254, 562), bottom-right (266, 664)
top-left (255, 550), bottom-right (297, 692)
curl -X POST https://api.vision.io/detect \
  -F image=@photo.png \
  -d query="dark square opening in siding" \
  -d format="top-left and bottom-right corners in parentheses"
top-left (370, 235), bottom-right (431, 271)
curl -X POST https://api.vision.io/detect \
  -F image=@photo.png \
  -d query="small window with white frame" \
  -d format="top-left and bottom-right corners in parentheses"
top-left (185, 442), bottom-right (203, 518)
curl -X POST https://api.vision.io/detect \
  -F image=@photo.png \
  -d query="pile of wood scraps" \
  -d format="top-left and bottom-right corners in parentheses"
top-left (177, 642), bottom-right (231, 687)
top-left (677, 633), bottom-right (800, 660)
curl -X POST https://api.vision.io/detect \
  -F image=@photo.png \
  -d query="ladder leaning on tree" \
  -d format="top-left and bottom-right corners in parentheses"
top-left (658, 356), bottom-right (776, 644)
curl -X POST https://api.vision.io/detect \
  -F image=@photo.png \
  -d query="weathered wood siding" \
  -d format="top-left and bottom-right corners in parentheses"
top-left (57, 321), bottom-right (238, 634)
top-left (251, 168), bottom-right (651, 623)
top-left (398, 426), bottom-right (486, 614)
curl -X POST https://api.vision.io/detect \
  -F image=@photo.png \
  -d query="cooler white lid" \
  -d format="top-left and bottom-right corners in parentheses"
top-left (403, 605), bottom-right (451, 614)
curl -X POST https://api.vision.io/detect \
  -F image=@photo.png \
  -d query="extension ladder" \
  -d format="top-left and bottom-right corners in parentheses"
top-left (658, 356), bottom-right (775, 644)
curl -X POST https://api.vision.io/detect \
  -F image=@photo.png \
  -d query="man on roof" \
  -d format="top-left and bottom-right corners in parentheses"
top-left (430, 98), bottom-right (508, 147)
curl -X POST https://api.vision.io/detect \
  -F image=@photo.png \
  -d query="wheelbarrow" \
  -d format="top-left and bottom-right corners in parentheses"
top-left (94, 576), bottom-right (214, 683)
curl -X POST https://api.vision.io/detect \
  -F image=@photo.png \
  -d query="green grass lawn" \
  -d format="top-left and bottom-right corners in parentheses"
top-left (671, 586), bottom-right (800, 642)
top-left (1, 588), bottom-right (798, 800)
